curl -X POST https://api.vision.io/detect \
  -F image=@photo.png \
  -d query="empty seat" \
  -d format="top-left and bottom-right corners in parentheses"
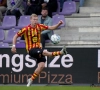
top-left (0, 43), bottom-right (9, 48)
top-left (3, 29), bottom-right (20, 43)
top-left (19, 40), bottom-right (25, 43)
top-left (52, 14), bottom-right (65, 28)
top-left (15, 16), bottom-right (30, 29)
top-left (52, 2), bottom-right (60, 15)
top-left (16, 42), bottom-right (26, 48)
top-left (0, 29), bottom-right (5, 41)
top-left (0, 16), bottom-right (16, 29)
top-left (59, 1), bottom-right (76, 15)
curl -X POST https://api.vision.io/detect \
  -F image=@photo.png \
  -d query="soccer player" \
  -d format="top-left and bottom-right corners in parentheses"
top-left (11, 14), bottom-right (67, 87)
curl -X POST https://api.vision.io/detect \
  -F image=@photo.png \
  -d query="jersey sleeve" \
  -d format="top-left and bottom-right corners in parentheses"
top-left (39, 24), bottom-right (48, 31)
top-left (17, 28), bottom-right (27, 37)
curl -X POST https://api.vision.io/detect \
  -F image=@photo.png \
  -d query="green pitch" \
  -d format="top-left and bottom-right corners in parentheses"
top-left (0, 86), bottom-right (100, 90)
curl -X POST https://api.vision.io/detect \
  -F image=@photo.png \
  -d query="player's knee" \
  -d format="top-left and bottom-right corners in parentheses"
top-left (38, 62), bottom-right (45, 69)
top-left (40, 65), bottom-right (45, 69)
top-left (43, 49), bottom-right (48, 55)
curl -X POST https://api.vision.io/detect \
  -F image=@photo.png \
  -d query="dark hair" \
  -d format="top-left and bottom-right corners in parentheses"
top-left (42, 7), bottom-right (48, 11)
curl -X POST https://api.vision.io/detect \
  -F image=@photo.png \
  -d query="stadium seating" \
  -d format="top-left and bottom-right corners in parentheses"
top-left (52, 14), bottom-right (66, 28)
top-left (3, 28), bottom-right (20, 43)
top-left (15, 16), bottom-right (30, 29)
top-left (16, 42), bottom-right (26, 48)
top-left (0, 29), bottom-right (5, 41)
top-left (0, 16), bottom-right (16, 29)
top-left (19, 40), bottom-right (25, 43)
top-left (0, 0), bottom-right (78, 48)
top-left (0, 43), bottom-right (9, 48)
top-left (59, 1), bottom-right (76, 15)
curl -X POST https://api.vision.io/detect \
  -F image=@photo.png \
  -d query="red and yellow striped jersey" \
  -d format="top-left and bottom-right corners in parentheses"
top-left (17, 24), bottom-right (48, 52)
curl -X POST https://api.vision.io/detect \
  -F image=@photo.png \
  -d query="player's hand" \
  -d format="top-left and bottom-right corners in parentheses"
top-left (11, 47), bottom-right (17, 53)
top-left (58, 20), bottom-right (63, 25)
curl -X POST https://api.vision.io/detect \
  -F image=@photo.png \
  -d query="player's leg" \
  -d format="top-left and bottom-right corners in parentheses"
top-left (27, 49), bottom-right (46, 87)
top-left (27, 61), bottom-right (45, 87)
top-left (43, 45), bottom-right (67, 57)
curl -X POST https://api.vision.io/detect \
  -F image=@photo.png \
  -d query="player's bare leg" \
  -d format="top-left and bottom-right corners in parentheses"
top-left (27, 62), bottom-right (45, 87)
top-left (43, 45), bottom-right (67, 57)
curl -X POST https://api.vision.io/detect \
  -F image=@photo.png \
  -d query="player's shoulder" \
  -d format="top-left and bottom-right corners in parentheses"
top-left (38, 23), bottom-right (45, 27)
top-left (22, 24), bottom-right (30, 30)
top-left (38, 23), bottom-right (43, 25)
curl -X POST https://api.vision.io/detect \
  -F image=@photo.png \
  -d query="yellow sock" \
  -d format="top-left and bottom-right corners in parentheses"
top-left (52, 51), bottom-right (61, 56)
top-left (31, 72), bottom-right (38, 80)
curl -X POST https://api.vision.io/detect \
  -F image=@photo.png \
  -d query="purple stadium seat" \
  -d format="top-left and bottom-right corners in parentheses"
top-left (59, 1), bottom-right (76, 15)
top-left (15, 16), bottom-right (30, 29)
top-left (0, 29), bottom-right (5, 41)
top-left (52, 14), bottom-right (65, 28)
top-left (0, 16), bottom-right (16, 29)
top-left (3, 29), bottom-right (20, 43)
top-left (19, 40), bottom-right (25, 43)
top-left (0, 43), bottom-right (9, 48)
top-left (52, 2), bottom-right (60, 15)
top-left (16, 42), bottom-right (26, 48)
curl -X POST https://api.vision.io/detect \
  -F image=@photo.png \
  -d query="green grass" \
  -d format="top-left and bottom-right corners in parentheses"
top-left (0, 86), bottom-right (100, 90)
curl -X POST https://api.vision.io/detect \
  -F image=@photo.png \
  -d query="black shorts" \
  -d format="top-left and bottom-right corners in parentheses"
top-left (29, 48), bottom-right (46, 64)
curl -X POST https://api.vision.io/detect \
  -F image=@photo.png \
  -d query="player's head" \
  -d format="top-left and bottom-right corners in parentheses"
top-left (41, 7), bottom-right (48, 17)
top-left (30, 14), bottom-right (38, 26)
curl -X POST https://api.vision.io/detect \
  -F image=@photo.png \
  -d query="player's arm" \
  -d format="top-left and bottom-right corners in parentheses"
top-left (11, 28), bottom-right (26, 53)
top-left (12, 28), bottom-right (26, 45)
top-left (48, 20), bottom-right (63, 30)
top-left (39, 20), bottom-right (63, 31)
top-left (12, 34), bottom-right (19, 47)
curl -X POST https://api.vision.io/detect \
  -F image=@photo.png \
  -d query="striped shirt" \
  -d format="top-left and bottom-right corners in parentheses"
top-left (17, 24), bottom-right (48, 52)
